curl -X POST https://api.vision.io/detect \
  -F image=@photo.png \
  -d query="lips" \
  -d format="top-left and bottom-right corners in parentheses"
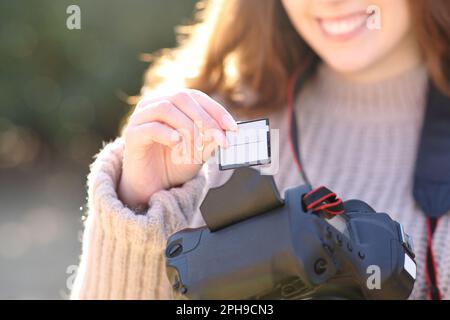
top-left (317, 12), bottom-right (372, 39)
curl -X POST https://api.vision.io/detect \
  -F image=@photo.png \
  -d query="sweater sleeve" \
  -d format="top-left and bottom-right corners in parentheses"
top-left (70, 138), bottom-right (208, 299)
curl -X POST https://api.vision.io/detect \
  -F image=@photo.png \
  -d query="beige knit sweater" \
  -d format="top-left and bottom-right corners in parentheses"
top-left (71, 64), bottom-right (450, 300)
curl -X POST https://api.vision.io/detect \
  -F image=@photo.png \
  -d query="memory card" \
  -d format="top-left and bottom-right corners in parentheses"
top-left (218, 118), bottom-right (271, 170)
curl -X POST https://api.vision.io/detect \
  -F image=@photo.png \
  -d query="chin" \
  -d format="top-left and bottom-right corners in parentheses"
top-left (320, 51), bottom-right (378, 76)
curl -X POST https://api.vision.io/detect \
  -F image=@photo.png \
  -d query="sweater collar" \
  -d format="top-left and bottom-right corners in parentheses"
top-left (314, 63), bottom-right (450, 217)
top-left (297, 64), bottom-right (450, 218)
top-left (311, 63), bottom-right (428, 122)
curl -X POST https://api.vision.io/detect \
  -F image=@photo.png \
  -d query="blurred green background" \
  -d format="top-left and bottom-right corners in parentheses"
top-left (0, 0), bottom-right (197, 299)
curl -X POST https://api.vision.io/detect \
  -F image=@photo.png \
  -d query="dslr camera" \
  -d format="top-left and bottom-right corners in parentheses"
top-left (165, 167), bottom-right (416, 299)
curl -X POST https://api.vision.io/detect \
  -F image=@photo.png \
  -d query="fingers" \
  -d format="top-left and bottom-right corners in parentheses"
top-left (170, 91), bottom-right (220, 131)
top-left (125, 122), bottom-right (181, 148)
top-left (127, 89), bottom-right (238, 164)
top-left (170, 91), bottom-right (229, 148)
top-left (201, 139), bottom-right (219, 163)
top-left (136, 89), bottom-right (238, 132)
top-left (129, 100), bottom-right (193, 137)
top-left (130, 100), bottom-right (227, 150)
top-left (189, 90), bottom-right (238, 131)
top-left (133, 90), bottom-right (237, 147)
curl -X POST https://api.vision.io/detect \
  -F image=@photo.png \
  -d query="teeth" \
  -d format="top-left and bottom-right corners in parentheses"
top-left (320, 15), bottom-right (367, 36)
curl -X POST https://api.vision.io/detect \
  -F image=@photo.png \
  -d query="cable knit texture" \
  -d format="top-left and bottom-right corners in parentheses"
top-left (70, 138), bottom-right (208, 299)
top-left (71, 64), bottom-right (450, 300)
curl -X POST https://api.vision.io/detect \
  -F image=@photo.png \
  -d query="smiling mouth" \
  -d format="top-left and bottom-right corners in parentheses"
top-left (317, 11), bottom-right (373, 40)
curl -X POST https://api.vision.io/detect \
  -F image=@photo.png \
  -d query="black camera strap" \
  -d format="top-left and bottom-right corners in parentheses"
top-left (412, 81), bottom-right (450, 300)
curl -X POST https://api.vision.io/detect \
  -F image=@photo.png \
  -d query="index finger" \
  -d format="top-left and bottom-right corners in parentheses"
top-left (189, 90), bottom-right (238, 131)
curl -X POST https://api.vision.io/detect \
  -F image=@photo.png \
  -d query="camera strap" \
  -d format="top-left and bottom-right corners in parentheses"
top-left (287, 65), bottom-right (315, 189)
top-left (411, 80), bottom-right (450, 300)
top-left (287, 65), bottom-right (345, 218)
top-left (425, 217), bottom-right (441, 300)
top-left (413, 80), bottom-right (450, 300)
top-left (287, 68), bottom-right (450, 300)
top-left (302, 186), bottom-right (345, 218)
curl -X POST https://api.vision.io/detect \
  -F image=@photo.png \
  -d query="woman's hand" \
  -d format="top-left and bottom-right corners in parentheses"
top-left (118, 89), bottom-right (237, 209)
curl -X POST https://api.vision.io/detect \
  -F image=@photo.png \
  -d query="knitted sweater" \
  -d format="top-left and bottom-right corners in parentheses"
top-left (71, 64), bottom-right (450, 300)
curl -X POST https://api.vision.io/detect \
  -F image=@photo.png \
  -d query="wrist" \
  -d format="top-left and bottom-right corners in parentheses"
top-left (118, 171), bottom-right (164, 210)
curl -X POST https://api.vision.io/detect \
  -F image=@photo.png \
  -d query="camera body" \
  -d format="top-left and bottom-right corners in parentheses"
top-left (165, 168), bottom-right (416, 299)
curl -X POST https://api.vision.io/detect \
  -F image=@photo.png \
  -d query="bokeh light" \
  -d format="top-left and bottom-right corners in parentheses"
top-left (0, 0), bottom-right (197, 299)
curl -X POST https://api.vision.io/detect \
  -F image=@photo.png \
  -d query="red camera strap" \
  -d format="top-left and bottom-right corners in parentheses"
top-left (425, 217), bottom-right (442, 300)
top-left (302, 186), bottom-right (345, 218)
